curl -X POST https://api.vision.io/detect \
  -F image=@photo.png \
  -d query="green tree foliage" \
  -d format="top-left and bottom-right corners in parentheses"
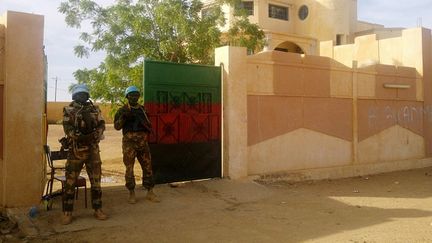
top-left (225, 0), bottom-right (265, 51)
top-left (59, 0), bottom-right (265, 104)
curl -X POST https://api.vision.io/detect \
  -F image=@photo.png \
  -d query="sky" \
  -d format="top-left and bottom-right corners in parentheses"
top-left (1, 0), bottom-right (432, 101)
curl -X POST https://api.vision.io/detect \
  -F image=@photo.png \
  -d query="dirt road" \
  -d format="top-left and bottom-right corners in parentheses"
top-left (19, 125), bottom-right (432, 242)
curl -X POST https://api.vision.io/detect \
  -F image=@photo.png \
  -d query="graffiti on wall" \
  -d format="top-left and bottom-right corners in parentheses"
top-left (358, 100), bottom-right (427, 141)
top-left (367, 105), bottom-right (432, 128)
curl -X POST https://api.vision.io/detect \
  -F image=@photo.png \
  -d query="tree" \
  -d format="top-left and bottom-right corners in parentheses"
top-left (59, 0), bottom-right (264, 104)
top-left (224, 0), bottom-right (265, 52)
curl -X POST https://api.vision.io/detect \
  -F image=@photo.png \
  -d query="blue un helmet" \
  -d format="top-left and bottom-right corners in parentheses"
top-left (125, 86), bottom-right (140, 97)
top-left (72, 83), bottom-right (90, 100)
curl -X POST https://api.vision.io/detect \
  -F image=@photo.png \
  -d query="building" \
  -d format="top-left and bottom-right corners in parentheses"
top-left (212, 0), bottom-right (432, 179)
top-left (204, 0), bottom-right (403, 55)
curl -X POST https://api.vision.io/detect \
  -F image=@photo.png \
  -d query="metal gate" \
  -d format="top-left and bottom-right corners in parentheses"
top-left (143, 60), bottom-right (221, 184)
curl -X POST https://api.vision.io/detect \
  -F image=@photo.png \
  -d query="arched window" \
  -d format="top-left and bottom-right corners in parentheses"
top-left (274, 41), bottom-right (304, 54)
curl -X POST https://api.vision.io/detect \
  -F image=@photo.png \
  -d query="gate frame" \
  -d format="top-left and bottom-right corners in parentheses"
top-left (142, 59), bottom-right (223, 183)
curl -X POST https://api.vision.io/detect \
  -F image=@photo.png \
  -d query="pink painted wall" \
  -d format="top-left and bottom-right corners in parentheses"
top-left (245, 46), bottom-right (428, 174)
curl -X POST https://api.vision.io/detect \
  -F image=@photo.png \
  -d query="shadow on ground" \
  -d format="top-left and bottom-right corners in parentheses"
top-left (11, 167), bottom-right (432, 243)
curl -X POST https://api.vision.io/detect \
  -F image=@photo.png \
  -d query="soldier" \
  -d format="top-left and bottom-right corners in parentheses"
top-left (114, 86), bottom-right (160, 204)
top-left (61, 84), bottom-right (108, 225)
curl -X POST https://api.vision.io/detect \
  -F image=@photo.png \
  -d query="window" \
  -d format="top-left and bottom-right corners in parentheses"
top-left (269, 4), bottom-right (288, 20)
top-left (237, 1), bottom-right (254, 16)
top-left (298, 5), bottom-right (308, 20)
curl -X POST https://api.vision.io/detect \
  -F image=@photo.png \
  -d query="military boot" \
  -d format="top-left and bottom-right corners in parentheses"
top-left (145, 189), bottom-right (160, 203)
top-left (61, 212), bottom-right (73, 225)
top-left (94, 209), bottom-right (108, 220)
top-left (128, 190), bottom-right (136, 204)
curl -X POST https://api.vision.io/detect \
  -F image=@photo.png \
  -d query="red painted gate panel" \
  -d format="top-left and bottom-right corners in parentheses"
top-left (143, 60), bottom-right (221, 183)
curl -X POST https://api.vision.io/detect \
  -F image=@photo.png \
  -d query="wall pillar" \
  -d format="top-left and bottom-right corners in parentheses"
top-left (401, 28), bottom-right (432, 156)
top-left (2, 11), bottom-right (45, 207)
top-left (0, 20), bottom-right (4, 205)
top-left (420, 29), bottom-right (432, 156)
top-left (352, 61), bottom-right (358, 164)
top-left (215, 46), bottom-right (248, 179)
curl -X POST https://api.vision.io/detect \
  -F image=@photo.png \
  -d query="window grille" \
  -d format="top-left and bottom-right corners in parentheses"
top-left (269, 4), bottom-right (288, 20)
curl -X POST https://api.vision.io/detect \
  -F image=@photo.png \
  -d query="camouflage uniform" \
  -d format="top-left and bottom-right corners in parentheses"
top-left (62, 101), bottom-right (105, 212)
top-left (114, 104), bottom-right (154, 191)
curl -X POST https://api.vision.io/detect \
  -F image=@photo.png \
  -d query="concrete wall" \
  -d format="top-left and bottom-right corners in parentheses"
top-left (215, 47), bottom-right (248, 178)
top-left (223, 0), bottom-right (358, 42)
top-left (1, 11), bottom-right (45, 207)
top-left (322, 28), bottom-right (432, 154)
top-left (321, 28), bottom-right (427, 70)
top-left (47, 102), bottom-right (114, 124)
top-left (356, 21), bottom-right (384, 33)
top-left (293, 0), bottom-right (357, 42)
top-left (216, 27), bottom-right (432, 179)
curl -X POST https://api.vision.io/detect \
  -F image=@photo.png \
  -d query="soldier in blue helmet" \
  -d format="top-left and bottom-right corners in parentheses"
top-left (114, 86), bottom-right (160, 204)
top-left (61, 83), bottom-right (108, 224)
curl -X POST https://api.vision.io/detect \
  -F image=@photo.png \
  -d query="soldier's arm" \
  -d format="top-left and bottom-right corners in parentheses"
top-left (140, 106), bottom-right (153, 133)
top-left (95, 106), bottom-right (106, 134)
top-left (62, 107), bottom-right (77, 139)
top-left (113, 108), bottom-right (126, 130)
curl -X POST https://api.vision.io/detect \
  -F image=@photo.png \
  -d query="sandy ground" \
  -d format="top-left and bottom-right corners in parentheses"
top-left (8, 125), bottom-right (432, 242)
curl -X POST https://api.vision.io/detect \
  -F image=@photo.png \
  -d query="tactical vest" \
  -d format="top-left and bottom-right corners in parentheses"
top-left (65, 102), bottom-right (101, 135)
top-left (121, 105), bottom-right (152, 135)
top-left (63, 101), bottom-right (103, 159)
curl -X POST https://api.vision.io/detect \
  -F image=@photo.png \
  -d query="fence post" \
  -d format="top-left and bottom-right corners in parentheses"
top-left (215, 46), bottom-right (248, 179)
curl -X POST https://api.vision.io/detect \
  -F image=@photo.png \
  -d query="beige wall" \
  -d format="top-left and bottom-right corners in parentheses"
top-left (1, 11), bottom-right (45, 207)
top-left (356, 21), bottom-right (384, 33)
top-left (293, 0), bottom-right (357, 42)
top-left (0, 23), bottom-right (4, 85)
top-left (216, 27), bottom-right (432, 179)
top-left (0, 86), bottom-right (3, 205)
top-left (47, 102), bottom-right (114, 124)
top-left (216, 46), bottom-right (249, 179)
top-left (0, 19), bottom-right (4, 158)
top-left (246, 51), bottom-right (354, 174)
top-left (211, 0), bottom-right (386, 54)
top-left (322, 28), bottom-right (432, 154)
top-left (243, 0), bottom-right (358, 42)
top-left (353, 28), bottom-right (403, 41)
top-left (265, 31), bottom-right (318, 55)
top-left (0, 17), bottom-right (4, 206)
top-left (322, 28), bottom-right (427, 71)
top-left (420, 28), bottom-right (432, 157)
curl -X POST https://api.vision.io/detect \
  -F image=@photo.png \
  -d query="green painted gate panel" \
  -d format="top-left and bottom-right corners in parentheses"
top-left (143, 60), bottom-right (221, 184)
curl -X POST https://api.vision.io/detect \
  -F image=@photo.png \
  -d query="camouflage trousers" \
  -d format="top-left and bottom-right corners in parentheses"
top-left (122, 131), bottom-right (154, 191)
top-left (64, 146), bottom-right (102, 212)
